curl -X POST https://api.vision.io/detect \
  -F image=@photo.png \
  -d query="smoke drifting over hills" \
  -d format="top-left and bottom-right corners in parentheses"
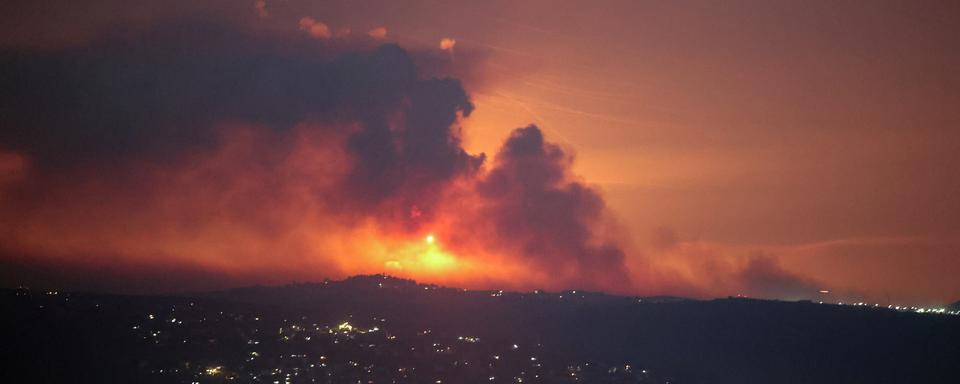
top-left (0, 20), bottom-right (644, 293)
top-left (0, 5), bottom-right (883, 305)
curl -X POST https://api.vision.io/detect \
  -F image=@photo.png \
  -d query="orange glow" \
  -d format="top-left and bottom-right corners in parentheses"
top-left (439, 37), bottom-right (456, 51)
top-left (0, 119), bottom-right (549, 292)
top-left (299, 17), bottom-right (330, 39)
top-left (367, 27), bottom-right (387, 40)
top-left (3, 2), bottom-right (960, 307)
top-left (382, 235), bottom-right (457, 274)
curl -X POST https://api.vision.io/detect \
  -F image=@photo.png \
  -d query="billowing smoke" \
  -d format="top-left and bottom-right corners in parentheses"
top-left (0, 20), bottom-right (630, 293)
top-left (0, 18), bottom-right (831, 300)
top-left (737, 254), bottom-right (821, 300)
top-left (471, 126), bottom-right (631, 291)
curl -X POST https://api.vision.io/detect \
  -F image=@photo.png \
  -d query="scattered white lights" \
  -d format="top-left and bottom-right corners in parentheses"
top-left (122, 302), bottom-right (657, 384)
top-left (824, 300), bottom-right (958, 316)
top-left (458, 336), bottom-right (479, 343)
top-left (110, 282), bottom-right (960, 384)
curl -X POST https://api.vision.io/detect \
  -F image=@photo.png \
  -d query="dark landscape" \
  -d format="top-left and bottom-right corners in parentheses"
top-left (3, 2), bottom-right (960, 383)
top-left (6, 275), bottom-right (959, 384)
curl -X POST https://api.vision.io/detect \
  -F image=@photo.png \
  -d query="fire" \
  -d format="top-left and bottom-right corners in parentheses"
top-left (421, 248), bottom-right (455, 270)
top-left (382, 233), bottom-right (458, 274)
top-left (439, 37), bottom-right (456, 51)
top-left (0, 35), bottom-right (632, 296)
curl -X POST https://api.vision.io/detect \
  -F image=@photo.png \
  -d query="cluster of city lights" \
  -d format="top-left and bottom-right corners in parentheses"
top-left (815, 300), bottom-right (959, 316)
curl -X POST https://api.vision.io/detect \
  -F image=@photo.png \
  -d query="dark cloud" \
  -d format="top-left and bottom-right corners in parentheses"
top-left (0, 19), bottom-right (626, 293)
top-left (0, 21), bottom-right (483, 218)
top-left (738, 254), bottom-right (821, 300)
top-left (1, 21), bottom-right (404, 165)
top-left (344, 77), bottom-right (483, 217)
top-left (477, 125), bottom-right (631, 291)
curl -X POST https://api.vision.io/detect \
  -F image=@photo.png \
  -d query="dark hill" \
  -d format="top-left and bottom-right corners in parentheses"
top-left (4, 275), bottom-right (960, 384)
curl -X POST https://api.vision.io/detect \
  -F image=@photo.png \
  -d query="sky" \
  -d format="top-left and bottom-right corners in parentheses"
top-left (1, 0), bottom-right (958, 305)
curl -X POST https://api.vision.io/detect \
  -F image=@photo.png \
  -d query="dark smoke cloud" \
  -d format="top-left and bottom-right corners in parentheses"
top-left (0, 19), bottom-right (629, 292)
top-left (476, 125), bottom-right (631, 291)
top-left (738, 254), bottom-right (821, 300)
top-left (344, 77), bottom-right (484, 218)
top-left (0, 16), bottom-right (826, 300)
top-left (0, 20), bottom-right (481, 220)
top-left (1, 21), bottom-right (399, 164)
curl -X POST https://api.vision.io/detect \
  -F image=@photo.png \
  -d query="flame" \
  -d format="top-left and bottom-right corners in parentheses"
top-left (0, 122), bottom-right (611, 293)
top-left (440, 37), bottom-right (456, 51)
top-left (383, 233), bottom-right (458, 275)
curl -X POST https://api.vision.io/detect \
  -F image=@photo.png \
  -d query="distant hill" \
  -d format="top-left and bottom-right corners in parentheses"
top-left (4, 275), bottom-right (960, 384)
top-left (949, 300), bottom-right (960, 312)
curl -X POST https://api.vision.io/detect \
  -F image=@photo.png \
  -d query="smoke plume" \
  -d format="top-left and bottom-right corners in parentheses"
top-left (0, 20), bottom-right (631, 293)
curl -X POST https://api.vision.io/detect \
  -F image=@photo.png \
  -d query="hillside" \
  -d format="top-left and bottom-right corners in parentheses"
top-left (4, 275), bottom-right (960, 384)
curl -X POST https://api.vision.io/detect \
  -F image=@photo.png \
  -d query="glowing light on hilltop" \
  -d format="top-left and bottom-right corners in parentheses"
top-left (381, 232), bottom-right (457, 273)
top-left (355, 223), bottom-right (536, 289)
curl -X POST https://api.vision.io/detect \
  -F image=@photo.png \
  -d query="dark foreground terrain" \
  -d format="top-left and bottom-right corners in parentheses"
top-left (3, 275), bottom-right (959, 384)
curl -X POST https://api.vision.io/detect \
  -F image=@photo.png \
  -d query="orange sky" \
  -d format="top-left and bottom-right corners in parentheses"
top-left (1, 0), bottom-right (958, 305)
